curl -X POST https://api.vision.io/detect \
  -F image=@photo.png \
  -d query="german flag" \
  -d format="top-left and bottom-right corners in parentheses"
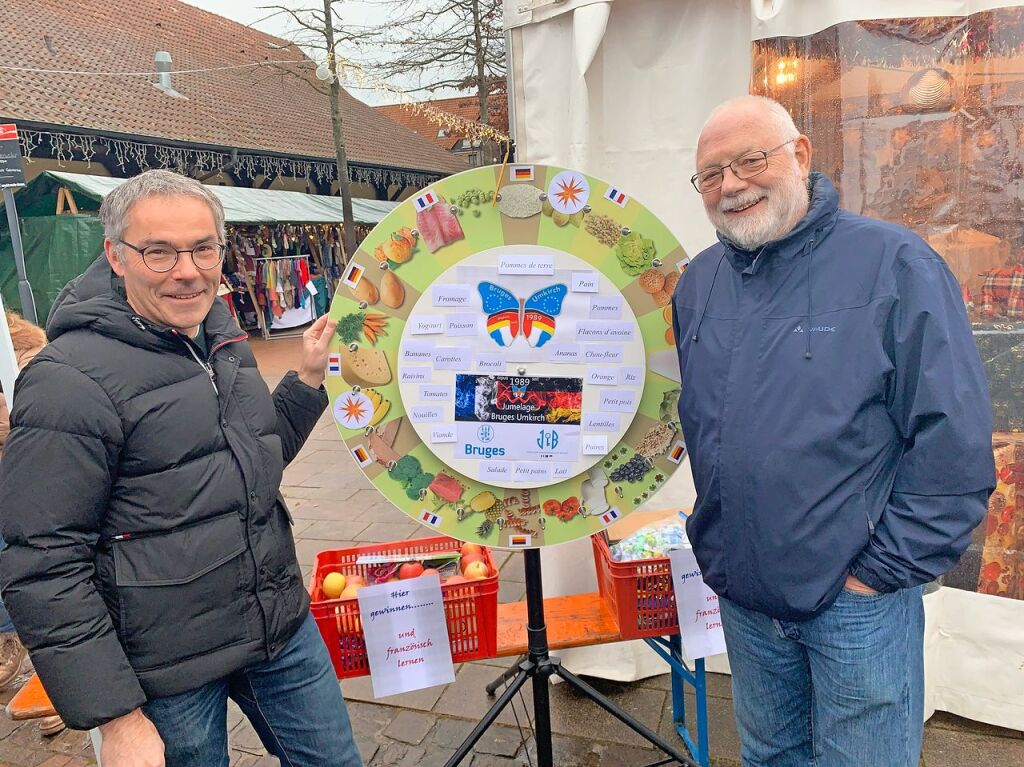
top-left (509, 534), bottom-right (531, 547)
top-left (668, 441), bottom-right (687, 464)
top-left (511, 165), bottom-right (534, 182)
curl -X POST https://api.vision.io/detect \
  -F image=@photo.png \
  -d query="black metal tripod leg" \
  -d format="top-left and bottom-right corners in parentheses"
top-left (553, 664), bottom-right (701, 767)
top-left (485, 654), bottom-right (527, 696)
top-left (445, 666), bottom-right (533, 767)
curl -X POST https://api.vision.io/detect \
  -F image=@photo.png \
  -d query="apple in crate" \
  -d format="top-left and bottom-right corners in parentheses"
top-left (460, 542), bottom-right (483, 557)
top-left (399, 561), bottom-right (425, 580)
top-left (463, 561), bottom-right (489, 580)
top-left (421, 568), bottom-right (440, 578)
top-left (322, 572), bottom-right (347, 599)
top-left (460, 553), bottom-right (485, 572)
top-left (340, 583), bottom-right (364, 599)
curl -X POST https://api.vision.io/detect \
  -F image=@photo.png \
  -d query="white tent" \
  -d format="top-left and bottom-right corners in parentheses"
top-left (506, 0), bottom-right (1024, 731)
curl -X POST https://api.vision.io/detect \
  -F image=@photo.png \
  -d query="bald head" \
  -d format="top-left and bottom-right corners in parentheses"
top-left (694, 96), bottom-right (813, 250)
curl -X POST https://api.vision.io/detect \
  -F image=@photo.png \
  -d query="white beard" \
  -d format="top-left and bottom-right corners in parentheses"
top-left (708, 172), bottom-right (810, 251)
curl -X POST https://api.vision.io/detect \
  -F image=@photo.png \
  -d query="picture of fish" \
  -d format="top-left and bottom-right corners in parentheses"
top-left (416, 196), bottom-right (465, 252)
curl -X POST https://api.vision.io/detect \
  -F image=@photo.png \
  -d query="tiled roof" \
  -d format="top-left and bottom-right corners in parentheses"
top-left (375, 95), bottom-right (505, 151)
top-left (0, 0), bottom-right (467, 175)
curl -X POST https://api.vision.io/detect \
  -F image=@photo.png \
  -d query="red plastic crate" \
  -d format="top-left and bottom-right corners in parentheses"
top-left (591, 533), bottom-right (679, 640)
top-left (309, 536), bottom-right (499, 679)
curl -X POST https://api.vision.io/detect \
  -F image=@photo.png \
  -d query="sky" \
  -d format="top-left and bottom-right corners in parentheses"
top-left (182, 0), bottom-right (457, 105)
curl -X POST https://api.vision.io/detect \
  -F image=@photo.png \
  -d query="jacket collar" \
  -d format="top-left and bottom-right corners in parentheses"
top-left (719, 172), bottom-right (840, 274)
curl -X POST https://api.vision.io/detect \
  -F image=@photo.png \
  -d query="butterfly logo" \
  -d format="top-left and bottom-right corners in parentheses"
top-left (478, 282), bottom-right (568, 348)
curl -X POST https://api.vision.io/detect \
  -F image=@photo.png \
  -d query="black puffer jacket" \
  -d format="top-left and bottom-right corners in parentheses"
top-left (0, 257), bottom-right (326, 729)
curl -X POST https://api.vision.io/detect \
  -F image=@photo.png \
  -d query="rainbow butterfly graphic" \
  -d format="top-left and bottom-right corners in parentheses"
top-left (478, 282), bottom-right (568, 348)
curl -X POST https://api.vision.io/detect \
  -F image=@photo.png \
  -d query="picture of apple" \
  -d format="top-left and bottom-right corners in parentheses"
top-left (399, 562), bottom-right (425, 579)
top-left (460, 542), bottom-right (483, 557)
top-left (463, 561), bottom-right (489, 580)
top-left (460, 553), bottom-right (485, 572)
top-left (322, 572), bottom-right (347, 599)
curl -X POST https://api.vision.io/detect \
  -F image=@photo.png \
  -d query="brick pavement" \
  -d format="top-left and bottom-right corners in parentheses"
top-left (0, 347), bottom-right (1020, 766)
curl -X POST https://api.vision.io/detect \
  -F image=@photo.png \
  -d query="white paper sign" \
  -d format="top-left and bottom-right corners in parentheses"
top-left (583, 345), bottom-right (624, 364)
top-left (669, 548), bottom-right (727, 659)
top-left (571, 272), bottom-right (600, 293)
top-left (401, 343), bottom-right (435, 364)
top-left (576, 321), bottom-right (636, 343)
top-left (582, 435), bottom-right (609, 455)
top-left (584, 413), bottom-right (620, 432)
top-left (552, 463), bottom-right (573, 480)
top-left (430, 427), bottom-right (457, 443)
top-left (590, 296), bottom-right (623, 319)
top-left (410, 405), bottom-right (443, 423)
top-left (586, 367), bottom-right (618, 386)
top-left (548, 344), bottom-right (582, 364)
top-left (498, 255), bottom-right (555, 275)
top-left (410, 315), bottom-right (445, 335)
top-left (445, 314), bottom-right (478, 337)
top-left (419, 385), bottom-right (453, 402)
top-left (358, 576), bottom-right (456, 698)
top-left (480, 462), bottom-right (513, 482)
top-left (514, 462), bottom-right (552, 482)
top-left (475, 353), bottom-right (507, 373)
top-left (432, 285), bottom-right (472, 308)
top-left (400, 367), bottom-right (432, 384)
top-left (618, 367), bottom-right (643, 386)
top-left (433, 347), bottom-right (472, 371)
top-left (600, 389), bottom-right (638, 412)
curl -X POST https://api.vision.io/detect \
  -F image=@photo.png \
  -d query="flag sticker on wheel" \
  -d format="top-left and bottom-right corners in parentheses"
top-left (509, 534), bottom-right (532, 547)
top-left (512, 165), bottom-right (534, 182)
top-left (327, 353), bottom-right (341, 376)
top-left (668, 440), bottom-right (687, 464)
top-left (414, 191), bottom-right (439, 210)
top-left (352, 445), bottom-right (373, 468)
top-left (601, 508), bottom-right (621, 525)
top-left (604, 186), bottom-right (629, 207)
top-left (343, 262), bottom-right (364, 289)
top-left (420, 510), bottom-right (442, 527)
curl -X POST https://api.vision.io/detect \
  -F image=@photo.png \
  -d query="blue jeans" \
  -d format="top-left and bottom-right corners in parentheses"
top-left (719, 586), bottom-right (924, 767)
top-left (144, 614), bottom-right (362, 767)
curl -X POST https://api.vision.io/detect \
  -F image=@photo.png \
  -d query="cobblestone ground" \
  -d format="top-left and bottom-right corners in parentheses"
top-left (0, 343), bottom-right (1020, 766)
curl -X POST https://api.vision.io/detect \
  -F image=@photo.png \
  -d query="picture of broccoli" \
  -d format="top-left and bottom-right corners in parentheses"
top-left (405, 472), bottom-right (434, 501)
top-left (614, 231), bottom-right (657, 276)
top-left (391, 455), bottom-right (423, 484)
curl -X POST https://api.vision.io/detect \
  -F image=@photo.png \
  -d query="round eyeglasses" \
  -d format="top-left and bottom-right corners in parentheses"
top-left (119, 240), bottom-right (226, 273)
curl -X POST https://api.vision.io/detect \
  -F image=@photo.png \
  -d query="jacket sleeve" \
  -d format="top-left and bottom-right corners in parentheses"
top-left (271, 370), bottom-right (329, 465)
top-left (850, 253), bottom-right (996, 593)
top-left (0, 360), bottom-right (147, 729)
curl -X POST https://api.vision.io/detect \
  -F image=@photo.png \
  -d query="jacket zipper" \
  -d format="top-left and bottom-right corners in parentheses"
top-left (172, 329), bottom-right (219, 394)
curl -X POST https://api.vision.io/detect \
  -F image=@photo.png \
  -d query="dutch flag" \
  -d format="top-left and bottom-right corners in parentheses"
top-left (604, 187), bottom-right (629, 208)
top-left (327, 353), bottom-right (341, 375)
top-left (414, 191), bottom-right (438, 210)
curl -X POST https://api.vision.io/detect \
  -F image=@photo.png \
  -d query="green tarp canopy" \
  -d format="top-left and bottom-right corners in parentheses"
top-left (1, 171), bottom-right (397, 320)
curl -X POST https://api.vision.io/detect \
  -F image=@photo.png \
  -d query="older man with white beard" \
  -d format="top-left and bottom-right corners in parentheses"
top-left (671, 96), bottom-right (995, 767)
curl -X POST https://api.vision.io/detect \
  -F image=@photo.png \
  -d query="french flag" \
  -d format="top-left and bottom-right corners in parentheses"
top-left (604, 187), bottom-right (629, 207)
top-left (414, 191), bottom-right (438, 210)
top-left (601, 508), bottom-right (620, 525)
top-left (420, 510), bottom-right (442, 527)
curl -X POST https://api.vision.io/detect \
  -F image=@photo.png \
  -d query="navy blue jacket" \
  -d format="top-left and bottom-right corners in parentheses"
top-left (672, 173), bottom-right (995, 621)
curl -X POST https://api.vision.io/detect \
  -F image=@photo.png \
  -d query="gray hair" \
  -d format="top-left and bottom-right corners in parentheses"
top-left (99, 169), bottom-right (226, 253)
top-left (702, 95), bottom-right (801, 154)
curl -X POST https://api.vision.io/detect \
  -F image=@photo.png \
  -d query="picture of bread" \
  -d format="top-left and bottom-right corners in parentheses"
top-left (638, 268), bottom-right (666, 294)
top-left (380, 270), bottom-right (405, 309)
top-left (352, 277), bottom-right (379, 305)
top-left (340, 347), bottom-right (392, 387)
top-left (652, 290), bottom-right (671, 307)
top-left (663, 271), bottom-right (679, 295)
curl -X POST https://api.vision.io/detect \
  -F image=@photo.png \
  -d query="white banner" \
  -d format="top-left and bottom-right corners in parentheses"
top-left (670, 547), bottom-right (727, 660)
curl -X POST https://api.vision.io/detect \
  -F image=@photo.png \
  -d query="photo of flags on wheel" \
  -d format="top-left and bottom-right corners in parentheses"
top-left (509, 534), bottom-right (532, 547)
top-left (342, 262), bottom-right (364, 289)
top-left (511, 165), bottom-right (534, 181)
top-left (351, 445), bottom-right (373, 468)
top-left (668, 440), bottom-right (687, 464)
top-left (604, 186), bottom-right (629, 208)
top-left (601, 508), bottom-right (621, 525)
top-left (327, 353), bottom-right (341, 376)
top-left (420, 510), bottom-right (442, 527)
top-left (414, 190), bottom-right (439, 210)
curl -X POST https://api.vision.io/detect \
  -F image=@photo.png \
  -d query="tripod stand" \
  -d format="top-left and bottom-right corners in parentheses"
top-left (445, 548), bottom-right (699, 767)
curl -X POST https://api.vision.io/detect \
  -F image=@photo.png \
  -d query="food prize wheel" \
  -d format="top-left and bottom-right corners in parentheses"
top-left (326, 165), bottom-right (689, 549)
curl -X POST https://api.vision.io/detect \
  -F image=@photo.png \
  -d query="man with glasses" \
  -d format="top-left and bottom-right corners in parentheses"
top-left (0, 170), bottom-right (361, 766)
top-left (672, 96), bottom-right (994, 766)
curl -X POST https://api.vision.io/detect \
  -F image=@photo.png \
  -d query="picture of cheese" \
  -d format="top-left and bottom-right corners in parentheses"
top-left (340, 347), bottom-right (392, 387)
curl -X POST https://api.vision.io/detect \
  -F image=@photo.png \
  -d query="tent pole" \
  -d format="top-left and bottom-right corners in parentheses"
top-left (3, 187), bottom-right (37, 324)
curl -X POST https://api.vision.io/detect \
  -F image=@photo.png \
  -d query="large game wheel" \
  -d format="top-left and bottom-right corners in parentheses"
top-left (326, 164), bottom-right (689, 548)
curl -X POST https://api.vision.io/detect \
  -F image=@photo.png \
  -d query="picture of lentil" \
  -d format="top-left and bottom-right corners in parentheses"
top-left (585, 214), bottom-right (621, 247)
top-left (497, 184), bottom-right (543, 218)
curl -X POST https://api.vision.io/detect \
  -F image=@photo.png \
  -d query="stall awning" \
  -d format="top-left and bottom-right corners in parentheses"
top-left (7, 171), bottom-right (398, 226)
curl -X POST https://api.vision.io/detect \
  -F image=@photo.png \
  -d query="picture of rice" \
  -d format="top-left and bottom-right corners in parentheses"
top-left (497, 184), bottom-right (543, 218)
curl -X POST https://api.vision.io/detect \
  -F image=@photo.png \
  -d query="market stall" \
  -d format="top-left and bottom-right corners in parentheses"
top-left (0, 171), bottom-right (398, 327)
